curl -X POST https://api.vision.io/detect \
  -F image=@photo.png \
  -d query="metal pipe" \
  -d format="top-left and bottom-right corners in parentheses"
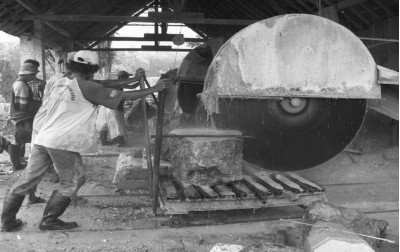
top-left (152, 90), bottom-right (166, 215)
top-left (140, 77), bottom-right (153, 195)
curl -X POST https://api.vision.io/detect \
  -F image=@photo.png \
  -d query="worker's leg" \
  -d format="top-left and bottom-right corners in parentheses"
top-left (97, 106), bottom-right (113, 145)
top-left (99, 124), bottom-right (112, 146)
top-left (111, 109), bottom-right (127, 147)
top-left (14, 119), bottom-right (45, 203)
top-left (1, 144), bottom-right (52, 232)
top-left (10, 120), bottom-right (32, 171)
top-left (39, 148), bottom-right (85, 231)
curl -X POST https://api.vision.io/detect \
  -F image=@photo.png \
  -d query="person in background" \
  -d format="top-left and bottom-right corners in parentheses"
top-left (21, 59), bottom-right (46, 166)
top-left (8, 60), bottom-right (46, 205)
top-left (1, 50), bottom-right (172, 232)
top-left (98, 70), bottom-right (140, 147)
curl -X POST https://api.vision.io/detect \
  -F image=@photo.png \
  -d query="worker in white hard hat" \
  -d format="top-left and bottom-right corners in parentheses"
top-left (1, 50), bottom-right (172, 232)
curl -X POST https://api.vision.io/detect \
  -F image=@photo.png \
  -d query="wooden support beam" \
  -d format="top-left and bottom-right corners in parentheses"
top-left (283, 0), bottom-right (304, 13)
top-left (295, 0), bottom-right (314, 12)
top-left (341, 11), bottom-right (363, 30)
top-left (34, 19), bottom-right (46, 81)
top-left (341, 7), bottom-right (370, 26)
top-left (325, 0), bottom-right (369, 27)
top-left (374, 0), bottom-right (394, 16)
top-left (142, 45), bottom-right (171, 50)
top-left (268, 0), bottom-right (287, 15)
top-left (231, 0), bottom-right (262, 19)
top-left (15, 0), bottom-right (85, 49)
top-left (90, 47), bottom-right (191, 52)
top-left (23, 15), bottom-right (257, 26)
top-left (87, 1), bottom-right (154, 49)
top-left (358, 3), bottom-right (383, 21)
top-left (77, 36), bottom-right (205, 43)
top-left (336, 0), bottom-right (369, 11)
top-left (148, 11), bottom-right (205, 19)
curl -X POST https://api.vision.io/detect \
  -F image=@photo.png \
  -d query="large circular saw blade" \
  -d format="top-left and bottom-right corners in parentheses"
top-left (213, 98), bottom-right (367, 171)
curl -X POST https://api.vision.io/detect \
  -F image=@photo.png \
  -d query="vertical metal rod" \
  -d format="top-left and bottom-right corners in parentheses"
top-left (152, 89), bottom-right (166, 215)
top-left (140, 77), bottom-right (153, 195)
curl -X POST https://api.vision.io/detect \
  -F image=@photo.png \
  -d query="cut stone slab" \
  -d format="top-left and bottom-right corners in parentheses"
top-left (304, 221), bottom-right (374, 252)
top-left (113, 152), bottom-right (173, 190)
top-left (304, 201), bottom-right (388, 249)
top-left (163, 128), bottom-right (243, 186)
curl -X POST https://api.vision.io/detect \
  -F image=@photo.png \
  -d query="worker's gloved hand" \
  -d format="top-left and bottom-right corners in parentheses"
top-left (154, 79), bottom-right (173, 92)
top-left (134, 68), bottom-right (146, 81)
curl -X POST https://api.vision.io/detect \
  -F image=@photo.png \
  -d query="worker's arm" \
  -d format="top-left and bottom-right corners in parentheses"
top-left (121, 79), bottom-right (171, 101)
top-left (94, 67), bottom-right (145, 88)
top-left (78, 78), bottom-right (171, 110)
top-left (95, 78), bottom-right (139, 88)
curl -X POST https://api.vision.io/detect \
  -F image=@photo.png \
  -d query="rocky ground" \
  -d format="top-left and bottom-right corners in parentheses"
top-left (0, 112), bottom-right (398, 251)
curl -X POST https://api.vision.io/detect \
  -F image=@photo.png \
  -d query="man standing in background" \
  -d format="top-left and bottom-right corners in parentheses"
top-left (98, 70), bottom-right (140, 147)
top-left (8, 60), bottom-right (45, 204)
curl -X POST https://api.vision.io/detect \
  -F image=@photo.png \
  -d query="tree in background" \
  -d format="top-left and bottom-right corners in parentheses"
top-left (95, 41), bottom-right (115, 80)
top-left (0, 42), bottom-right (20, 102)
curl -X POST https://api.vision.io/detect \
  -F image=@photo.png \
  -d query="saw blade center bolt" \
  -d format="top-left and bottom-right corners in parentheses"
top-left (290, 98), bottom-right (301, 107)
top-left (279, 97), bottom-right (307, 114)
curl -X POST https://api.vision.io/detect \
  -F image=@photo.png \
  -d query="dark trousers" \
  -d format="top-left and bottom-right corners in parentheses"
top-left (14, 119), bottom-right (33, 144)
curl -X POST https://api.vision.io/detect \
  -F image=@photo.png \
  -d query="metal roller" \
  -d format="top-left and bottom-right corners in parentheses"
top-left (177, 14), bottom-right (380, 171)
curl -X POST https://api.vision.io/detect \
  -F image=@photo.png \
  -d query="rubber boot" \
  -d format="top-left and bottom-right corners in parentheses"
top-left (39, 191), bottom-right (78, 231)
top-left (1, 193), bottom-right (25, 232)
top-left (8, 144), bottom-right (26, 171)
top-left (27, 191), bottom-right (46, 205)
top-left (99, 131), bottom-right (113, 146)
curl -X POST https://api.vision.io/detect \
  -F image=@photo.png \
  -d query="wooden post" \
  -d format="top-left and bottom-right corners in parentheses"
top-left (144, 78), bottom-right (159, 106)
top-left (140, 77), bottom-right (153, 195)
top-left (34, 19), bottom-right (46, 81)
top-left (153, 89), bottom-right (166, 215)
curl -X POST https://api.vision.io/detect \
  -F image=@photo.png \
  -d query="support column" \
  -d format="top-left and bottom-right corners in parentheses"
top-left (19, 19), bottom-right (46, 80)
top-left (35, 19), bottom-right (46, 81)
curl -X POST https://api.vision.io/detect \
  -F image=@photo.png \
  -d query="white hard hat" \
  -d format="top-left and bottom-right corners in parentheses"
top-left (74, 50), bottom-right (99, 65)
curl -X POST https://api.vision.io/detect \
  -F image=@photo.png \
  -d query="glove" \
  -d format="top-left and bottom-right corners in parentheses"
top-left (134, 68), bottom-right (146, 81)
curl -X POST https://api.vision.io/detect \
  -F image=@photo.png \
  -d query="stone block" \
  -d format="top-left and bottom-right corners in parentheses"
top-left (304, 221), bottom-right (374, 252)
top-left (113, 153), bottom-right (149, 191)
top-left (163, 128), bottom-right (243, 186)
top-left (113, 152), bottom-right (173, 191)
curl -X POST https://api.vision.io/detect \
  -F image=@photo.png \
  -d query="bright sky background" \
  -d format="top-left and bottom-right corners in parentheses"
top-left (0, 30), bottom-right (19, 42)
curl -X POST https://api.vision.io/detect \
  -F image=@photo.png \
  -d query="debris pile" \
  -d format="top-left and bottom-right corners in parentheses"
top-left (303, 201), bottom-right (389, 249)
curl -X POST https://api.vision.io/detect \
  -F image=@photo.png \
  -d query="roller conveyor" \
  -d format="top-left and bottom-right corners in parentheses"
top-left (158, 161), bottom-right (325, 220)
